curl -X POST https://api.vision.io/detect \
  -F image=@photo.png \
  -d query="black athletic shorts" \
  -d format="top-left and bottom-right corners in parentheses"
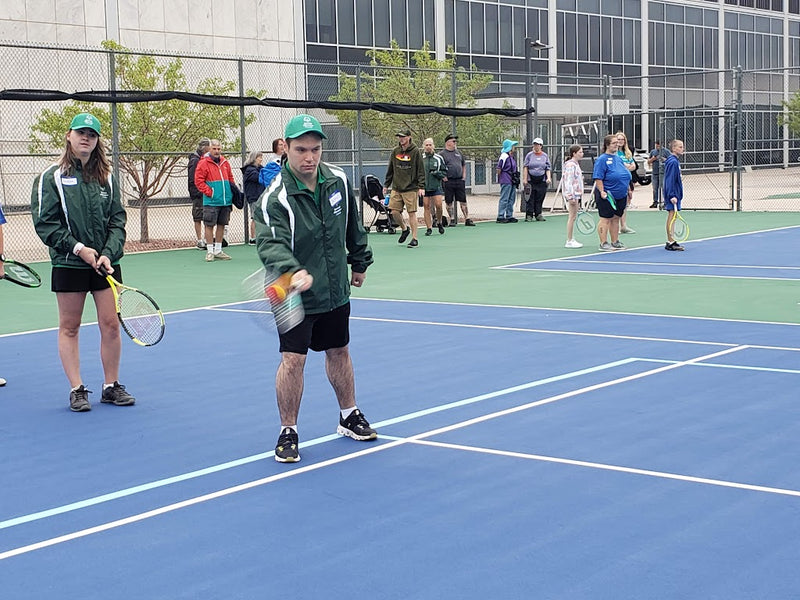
top-left (278, 302), bottom-right (351, 354)
top-left (51, 265), bottom-right (122, 293)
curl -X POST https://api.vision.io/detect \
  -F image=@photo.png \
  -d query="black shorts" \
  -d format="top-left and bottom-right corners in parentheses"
top-left (444, 179), bottom-right (466, 204)
top-left (202, 205), bottom-right (232, 226)
top-left (278, 302), bottom-right (351, 354)
top-left (594, 188), bottom-right (627, 219)
top-left (51, 265), bottom-right (121, 293)
top-left (424, 189), bottom-right (443, 198)
top-left (191, 195), bottom-right (203, 221)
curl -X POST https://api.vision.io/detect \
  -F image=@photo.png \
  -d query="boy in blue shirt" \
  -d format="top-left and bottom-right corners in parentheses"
top-left (663, 139), bottom-right (685, 251)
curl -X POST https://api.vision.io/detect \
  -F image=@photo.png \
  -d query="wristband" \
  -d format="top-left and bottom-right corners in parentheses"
top-left (73, 242), bottom-right (85, 256)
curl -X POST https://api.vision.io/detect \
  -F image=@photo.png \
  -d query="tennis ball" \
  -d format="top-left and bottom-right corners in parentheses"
top-left (266, 284), bottom-right (286, 304)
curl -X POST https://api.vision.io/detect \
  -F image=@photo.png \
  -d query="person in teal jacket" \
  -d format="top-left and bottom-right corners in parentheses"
top-left (31, 113), bottom-right (135, 412)
top-left (253, 114), bottom-right (376, 463)
top-left (194, 139), bottom-right (235, 261)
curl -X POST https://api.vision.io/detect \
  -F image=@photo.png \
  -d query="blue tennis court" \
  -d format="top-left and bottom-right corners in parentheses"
top-left (501, 225), bottom-right (800, 280)
top-left (2, 297), bottom-right (799, 599)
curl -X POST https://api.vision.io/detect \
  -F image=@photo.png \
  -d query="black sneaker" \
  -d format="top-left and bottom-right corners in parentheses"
top-left (438, 222), bottom-right (445, 234)
top-left (425, 228), bottom-right (432, 236)
top-left (507, 217), bottom-right (519, 223)
top-left (464, 219), bottom-right (475, 226)
top-left (665, 241), bottom-right (684, 251)
top-left (69, 385), bottom-right (92, 412)
top-left (398, 228), bottom-right (410, 244)
top-left (535, 215), bottom-right (546, 221)
top-left (441, 215), bottom-right (449, 227)
top-left (408, 238), bottom-right (419, 248)
top-left (275, 427), bottom-right (300, 463)
top-left (337, 409), bottom-right (378, 441)
top-left (101, 381), bottom-right (136, 406)
top-left (222, 238), bottom-right (229, 248)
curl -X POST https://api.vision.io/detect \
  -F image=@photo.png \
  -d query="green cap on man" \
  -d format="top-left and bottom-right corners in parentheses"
top-left (69, 113), bottom-right (102, 135)
top-left (284, 114), bottom-right (327, 140)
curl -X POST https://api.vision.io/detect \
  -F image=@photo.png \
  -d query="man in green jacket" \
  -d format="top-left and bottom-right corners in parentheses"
top-left (383, 128), bottom-right (425, 247)
top-left (253, 114), bottom-right (376, 463)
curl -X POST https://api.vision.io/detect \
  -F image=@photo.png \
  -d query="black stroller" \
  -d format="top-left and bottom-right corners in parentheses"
top-left (359, 174), bottom-right (396, 233)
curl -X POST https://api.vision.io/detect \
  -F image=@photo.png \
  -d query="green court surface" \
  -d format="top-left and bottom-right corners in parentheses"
top-left (3, 210), bottom-right (799, 336)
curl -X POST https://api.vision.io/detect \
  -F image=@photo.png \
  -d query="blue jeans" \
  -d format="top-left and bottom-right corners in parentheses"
top-left (498, 184), bottom-right (516, 219)
top-left (652, 173), bottom-right (661, 205)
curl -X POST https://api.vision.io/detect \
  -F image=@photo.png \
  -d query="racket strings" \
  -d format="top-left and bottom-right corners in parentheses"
top-left (118, 289), bottom-right (164, 345)
top-left (5, 263), bottom-right (41, 286)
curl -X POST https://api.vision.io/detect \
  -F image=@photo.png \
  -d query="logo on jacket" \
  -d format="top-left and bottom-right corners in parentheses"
top-left (395, 153), bottom-right (411, 162)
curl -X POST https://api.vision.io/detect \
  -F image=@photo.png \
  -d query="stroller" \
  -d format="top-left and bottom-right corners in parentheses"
top-left (359, 174), bottom-right (396, 233)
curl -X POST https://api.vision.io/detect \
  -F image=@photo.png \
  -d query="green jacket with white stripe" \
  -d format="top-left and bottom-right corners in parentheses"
top-left (31, 162), bottom-right (126, 268)
top-left (253, 161), bottom-right (373, 315)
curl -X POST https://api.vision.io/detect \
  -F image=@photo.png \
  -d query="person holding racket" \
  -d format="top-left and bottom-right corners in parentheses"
top-left (663, 139), bottom-right (686, 251)
top-left (592, 133), bottom-right (632, 251)
top-left (30, 112), bottom-right (135, 412)
top-left (253, 114), bottom-right (376, 463)
top-left (562, 144), bottom-right (585, 248)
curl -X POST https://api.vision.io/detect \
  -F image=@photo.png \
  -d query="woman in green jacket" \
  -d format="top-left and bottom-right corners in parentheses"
top-left (31, 113), bottom-right (135, 412)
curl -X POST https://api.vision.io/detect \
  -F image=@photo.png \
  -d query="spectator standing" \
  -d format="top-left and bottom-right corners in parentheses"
top-left (663, 139), bottom-right (686, 251)
top-left (522, 137), bottom-right (551, 221)
top-left (496, 139), bottom-right (519, 223)
top-left (562, 144), bottom-right (585, 248)
top-left (422, 138), bottom-right (447, 235)
top-left (648, 140), bottom-right (671, 209)
top-left (241, 150), bottom-right (265, 245)
top-left (615, 131), bottom-right (637, 234)
top-left (592, 133), bottom-right (631, 251)
top-left (440, 134), bottom-right (474, 226)
top-left (31, 112), bottom-right (135, 411)
top-left (188, 137), bottom-right (210, 249)
top-left (383, 128), bottom-right (425, 247)
top-left (253, 114), bottom-right (376, 463)
top-left (194, 139), bottom-right (235, 262)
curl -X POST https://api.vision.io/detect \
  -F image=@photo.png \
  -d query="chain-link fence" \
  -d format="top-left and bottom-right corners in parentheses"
top-left (2, 42), bottom-right (799, 263)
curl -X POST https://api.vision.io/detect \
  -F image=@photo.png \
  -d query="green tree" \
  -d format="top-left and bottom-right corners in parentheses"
top-left (779, 92), bottom-right (800, 137)
top-left (29, 41), bottom-right (260, 243)
top-left (329, 41), bottom-right (514, 161)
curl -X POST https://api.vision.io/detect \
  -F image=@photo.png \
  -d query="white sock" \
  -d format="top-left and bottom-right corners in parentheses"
top-left (340, 407), bottom-right (357, 420)
top-left (103, 382), bottom-right (115, 390)
top-left (214, 242), bottom-right (222, 254)
top-left (281, 425), bottom-right (298, 434)
top-left (206, 243), bottom-right (213, 253)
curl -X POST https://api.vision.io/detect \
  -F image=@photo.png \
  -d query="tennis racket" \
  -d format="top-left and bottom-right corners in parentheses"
top-left (240, 267), bottom-right (305, 334)
top-left (670, 211), bottom-right (690, 242)
top-left (575, 205), bottom-right (597, 235)
top-left (99, 266), bottom-right (165, 347)
top-left (1, 259), bottom-right (42, 288)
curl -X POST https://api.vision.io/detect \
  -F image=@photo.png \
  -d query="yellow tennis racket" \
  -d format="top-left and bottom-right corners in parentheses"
top-left (669, 211), bottom-right (690, 242)
top-left (100, 266), bottom-right (165, 347)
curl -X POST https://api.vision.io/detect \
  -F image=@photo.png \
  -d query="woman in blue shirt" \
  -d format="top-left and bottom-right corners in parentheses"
top-left (592, 134), bottom-right (631, 251)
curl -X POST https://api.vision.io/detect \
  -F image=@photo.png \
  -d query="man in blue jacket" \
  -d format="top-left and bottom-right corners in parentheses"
top-left (663, 139), bottom-right (685, 251)
top-left (253, 114), bottom-right (376, 463)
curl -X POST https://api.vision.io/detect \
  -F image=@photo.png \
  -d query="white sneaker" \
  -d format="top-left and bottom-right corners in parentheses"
top-left (565, 239), bottom-right (583, 248)
top-left (205, 252), bottom-right (215, 262)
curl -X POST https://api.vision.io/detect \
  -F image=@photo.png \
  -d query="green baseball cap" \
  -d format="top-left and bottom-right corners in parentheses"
top-left (284, 114), bottom-right (327, 140)
top-left (70, 113), bottom-right (102, 135)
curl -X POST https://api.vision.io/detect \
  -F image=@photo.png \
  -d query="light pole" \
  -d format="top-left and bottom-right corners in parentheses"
top-left (524, 38), bottom-right (552, 147)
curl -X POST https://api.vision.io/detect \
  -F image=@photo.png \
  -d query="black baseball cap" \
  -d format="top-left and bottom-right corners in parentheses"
top-left (444, 134), bottom-right (458, 142)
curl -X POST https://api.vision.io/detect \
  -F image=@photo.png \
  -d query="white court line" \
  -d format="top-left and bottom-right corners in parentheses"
top-left (0, 359), bottom-right (638, 531)
top-left (636, 358), bottom-right (800, 374)
top-left (559, 260), bottom-right (800, 271)
top-left (0, 344), bottom-right (747, 561)
top-left (495, 266), bottom-right (800, 282)
top-left (390, 438), bottom-right (800, 499)
top-left (494, 224), bottom-right (800, 268)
